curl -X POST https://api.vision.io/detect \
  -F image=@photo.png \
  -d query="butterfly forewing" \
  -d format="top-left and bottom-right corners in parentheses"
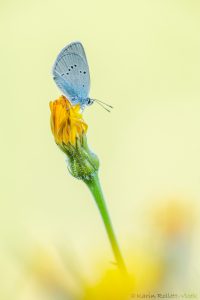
top-left (52, 42), bottom-right (90, 104)
top-left (56, 41), bottom-right (88, 64)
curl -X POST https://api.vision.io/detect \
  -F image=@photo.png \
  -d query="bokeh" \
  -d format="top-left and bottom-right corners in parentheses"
top-left (1, 0), bottom-right (200, 298)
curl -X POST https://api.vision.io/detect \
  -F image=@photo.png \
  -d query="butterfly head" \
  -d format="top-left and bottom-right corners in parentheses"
top-left (86, 98), bottom-right (94, 106)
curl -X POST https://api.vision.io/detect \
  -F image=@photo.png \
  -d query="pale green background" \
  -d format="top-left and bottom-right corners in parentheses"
top-left (1, 0), bottom-right (200, 294)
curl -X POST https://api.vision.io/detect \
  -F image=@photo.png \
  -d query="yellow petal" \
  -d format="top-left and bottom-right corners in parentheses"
top-left (49, 96), bottom-right (88, 146)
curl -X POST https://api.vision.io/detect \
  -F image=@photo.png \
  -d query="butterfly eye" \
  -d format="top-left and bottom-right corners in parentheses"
top-left (87, 99), bottom-right (93, 106)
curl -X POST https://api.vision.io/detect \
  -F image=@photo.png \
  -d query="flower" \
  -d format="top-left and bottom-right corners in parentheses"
top-left (20, 245), bottom-right (164, 300)
top-left (49, 96), bottom-right (99, 181)
top-left (83, 268), bottom-right (134, 300)
top-left (49, 95), bottom-right (87, 146)
top-left (153, 199), bottom-right (195, 238)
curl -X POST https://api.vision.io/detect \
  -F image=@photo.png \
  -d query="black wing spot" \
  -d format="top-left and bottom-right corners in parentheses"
top-left (71, 66), bottom-right (73, 69)
top-left (61, 73), bottom-right (64, 76)
top-left (83, 71), bottom-right (86, 74)
top-left (83, 85), bottom-right (85, 87)
top-left (74, 64), bottom-right (77, 67)
top-left (80, 71), bottom-right (82, 73)
top-left (66, 73), bottom-right (69, 75)
top-left (68, 69), bottom-right (71, 71)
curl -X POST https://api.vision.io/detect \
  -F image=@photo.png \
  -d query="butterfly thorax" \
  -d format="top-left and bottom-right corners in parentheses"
top-left (71, 97), bottom-right (94, 107)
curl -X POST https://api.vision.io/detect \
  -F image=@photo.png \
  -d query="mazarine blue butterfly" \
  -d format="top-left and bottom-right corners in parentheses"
top-left (52, 41), bottom-right (113, 111)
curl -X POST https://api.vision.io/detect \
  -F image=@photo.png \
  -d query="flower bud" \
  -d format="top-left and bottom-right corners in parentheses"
top-left (50, 96), bottom-right (99, 180)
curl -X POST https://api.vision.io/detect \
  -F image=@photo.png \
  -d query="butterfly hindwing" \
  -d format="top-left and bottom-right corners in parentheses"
top-left (53, 73), bottom-right (78, 103)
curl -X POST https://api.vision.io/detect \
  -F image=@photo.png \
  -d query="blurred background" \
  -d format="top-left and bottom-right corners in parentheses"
top-left (1, 0), bottom-right (200, 298)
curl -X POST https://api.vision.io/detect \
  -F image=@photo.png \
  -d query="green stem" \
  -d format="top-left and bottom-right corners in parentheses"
top-left (84, 173), bottom-right (127, 273)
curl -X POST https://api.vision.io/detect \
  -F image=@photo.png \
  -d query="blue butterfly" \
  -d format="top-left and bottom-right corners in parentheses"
top-left (52, 41), bottom-right (113, 111)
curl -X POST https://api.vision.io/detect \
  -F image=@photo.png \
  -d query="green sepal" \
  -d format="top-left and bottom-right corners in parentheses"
top-left (57, 134), bottom-right (99, 181)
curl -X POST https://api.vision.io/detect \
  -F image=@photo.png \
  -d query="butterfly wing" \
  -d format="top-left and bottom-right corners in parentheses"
top-left (52, 42), bottom-right (90, 104)
top-left (52, 73), bottom-right (78, 101)
top-left (56, 41), bottom-right (88, 64)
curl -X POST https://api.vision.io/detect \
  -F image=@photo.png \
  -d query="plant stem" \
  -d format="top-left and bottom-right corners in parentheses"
top-left (84, 173), bottom-right (127, 274)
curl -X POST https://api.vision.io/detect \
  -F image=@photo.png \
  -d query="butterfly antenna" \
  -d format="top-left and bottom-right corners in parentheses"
top-left (92, 98), bottom-right (113, 109)
top-left (94, 100), bottom-right (111, 113)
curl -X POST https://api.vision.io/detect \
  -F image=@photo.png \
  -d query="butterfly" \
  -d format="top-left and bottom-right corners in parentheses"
top-left (52, 41), bottom-right (113, 111)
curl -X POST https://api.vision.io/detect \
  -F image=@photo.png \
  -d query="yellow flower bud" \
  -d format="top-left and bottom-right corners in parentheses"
top-left (49, 96), bottom-right (99, 180)
top-left (49, 95), bottom-right (88, 146)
